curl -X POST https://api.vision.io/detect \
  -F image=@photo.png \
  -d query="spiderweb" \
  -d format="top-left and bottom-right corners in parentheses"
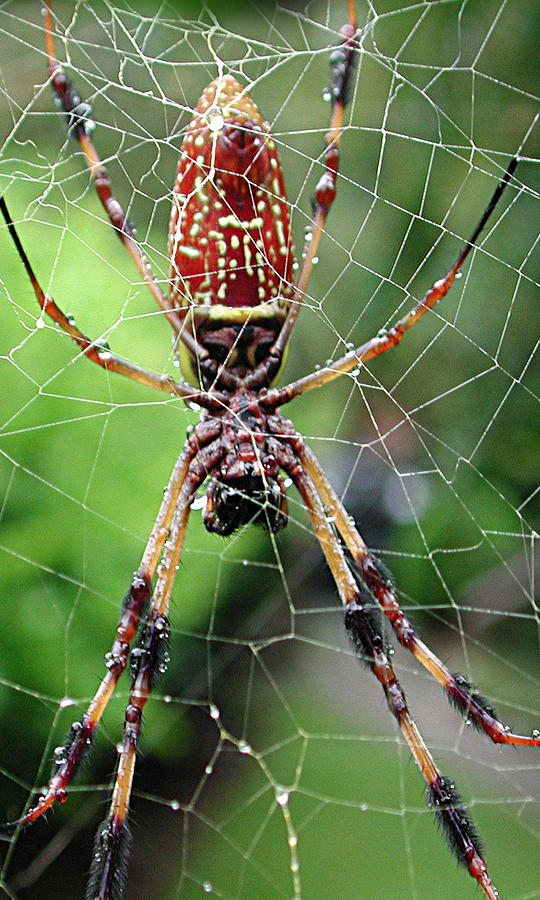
top-left (0, 1), bottom-right (538, 898)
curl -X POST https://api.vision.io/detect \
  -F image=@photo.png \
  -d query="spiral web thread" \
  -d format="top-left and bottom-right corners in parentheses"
top-left (0, 2), bottom-right (538, 898)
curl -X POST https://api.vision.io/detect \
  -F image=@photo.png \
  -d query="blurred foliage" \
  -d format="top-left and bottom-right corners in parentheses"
top-left (0, 1), bottom-right (538, 899)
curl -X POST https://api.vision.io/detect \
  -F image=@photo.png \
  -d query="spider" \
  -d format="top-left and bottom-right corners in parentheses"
top-left (1, 1), bottom-right (538, 898)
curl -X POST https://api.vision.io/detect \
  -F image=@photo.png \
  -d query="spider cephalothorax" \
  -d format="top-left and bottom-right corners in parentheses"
top-left (1, 4), bottom-right (537, 900)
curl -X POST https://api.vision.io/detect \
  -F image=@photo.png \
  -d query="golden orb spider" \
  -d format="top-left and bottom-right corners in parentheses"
top-left (1, 2), bottom-right (538, 899)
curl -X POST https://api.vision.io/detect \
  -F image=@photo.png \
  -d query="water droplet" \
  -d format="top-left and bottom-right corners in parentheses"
top-left (205, 764), bottom-right (213, 775)
top-left (209, 111), bottom-right (224, 132)
top-left (35, 316), bottom-right (45, 329)
top-left (238, 740), bottom-right (252, 754)
top-left (206, 106), bottom-right (225, 133)
top-left (276, 786), bottom-right (289, 806)
top-left (53, 746), bottom-right (67, 764)
top-left (116, 741), bottom-right (123, 754)
top-left (170, 799), bottom-right (180, 811)
top-left (203, 881), bottom-right (212, 893)
top-left (163, 694), bottom-right (172, 704)
top-left (312, 256), bottom-right (319, 265)
top-left (531, 729), bottom-right (540, 739)
top-left (456, 271), bottom-right (463, 279)
top-left (59, 696), bottom-right (75, 709)
top-left (209, 704), bottom-right (220, 720)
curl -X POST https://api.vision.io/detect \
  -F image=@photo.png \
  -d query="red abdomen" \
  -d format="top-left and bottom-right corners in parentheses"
top-left (168, 75), bottom-right (294, 318)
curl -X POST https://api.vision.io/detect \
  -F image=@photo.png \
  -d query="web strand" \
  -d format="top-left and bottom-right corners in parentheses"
top-left (0, 2), bottom-right (538, 899)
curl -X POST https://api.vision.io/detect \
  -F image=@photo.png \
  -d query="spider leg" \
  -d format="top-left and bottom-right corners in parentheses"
top-left (86, 439), bottom-right (224, 900)
top-left (296, 441), bottom-right (540, 747)
top-left (248, 5), bottom-right (359, 386)
top-left (0, 197), bottom-right (206, 402)
top-left (265, 158), bottom-right (519, 404)
top-left (43, 1), bottom-right (211, 368)
top-left (2, 421), bottom-right (222, 832)
top-left (275, 442), bottom-right (500, 900)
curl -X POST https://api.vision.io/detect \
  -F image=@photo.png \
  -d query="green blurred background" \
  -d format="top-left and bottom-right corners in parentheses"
top-left (0, 1), bottom-right (538, 898)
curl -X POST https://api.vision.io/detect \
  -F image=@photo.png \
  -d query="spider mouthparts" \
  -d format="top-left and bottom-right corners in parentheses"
top-left (203, 474), bottom-right (288, 536)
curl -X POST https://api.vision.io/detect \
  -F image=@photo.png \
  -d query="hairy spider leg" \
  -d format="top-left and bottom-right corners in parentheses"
top-left (298, 442), bottom-right (540, 747)
top-left (265, 158), bottom-right (519, 403)
top-left (247, 10), bottom-right (359, 389)
top-left (43, 0), bottom-right (213, 372)
top-left (274, 439), bottom-right (500, 900)
top-left (86, 439), bottom-right (225, 900)
top-left (0, 198), bottom-right (200, 403)
top-left (267, 12), bottom-right (359, 363)
top-left (1, 425), bottom-right (221, 832)
top-left (2, 2), bottom-right (533, 899)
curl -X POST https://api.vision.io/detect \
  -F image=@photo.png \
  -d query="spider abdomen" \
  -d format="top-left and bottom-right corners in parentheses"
top-left (169, 76), bottom-right (294, 315)
top-left (169, 75), bottom-right (295, 382)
